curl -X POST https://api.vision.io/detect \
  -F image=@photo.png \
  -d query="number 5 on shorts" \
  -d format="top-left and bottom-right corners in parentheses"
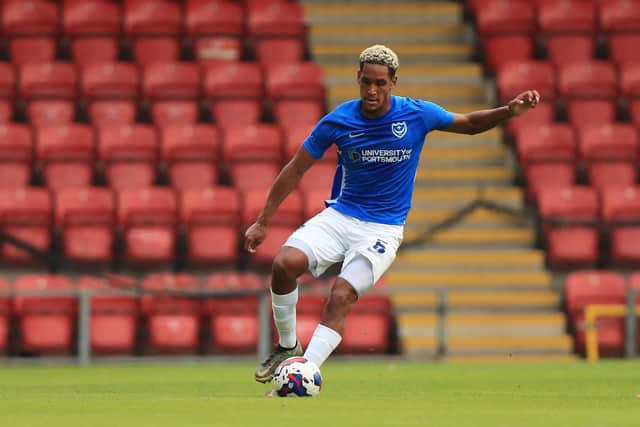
top-left (370, 240), bottom-right (386, 254)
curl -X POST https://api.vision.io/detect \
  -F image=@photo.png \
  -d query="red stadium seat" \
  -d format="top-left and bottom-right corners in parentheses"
top-left (180, 186), bottom-right (241, 265)
top-left (557, 60), bottom-right (618, 100)
top-left (273, 100), bottom-right (324, 128)
top-left (565, 270), bottom-right (626, 355)
top-left (298, 163), bottom-right (339, 195)
top-left (89, 101), bottom-right (138, 127)
top-left (283, 124), bottom-right (338, 164)
top-left (118, 188), bottom-right (177, 266)
top-left (0, 123), bottom-right (33, 188)
top-left (8, 38), bottom-right (56, 66)
top-left (602, 186), bottom-right (640, 265)
top-left (228, 162), bottom-right (279, 192)
top-left (537, 0), bottom-right (596, 35)
top-left (565, 99), bottom-right (616, 128)
top-left (2, 1), bottom-right (58, 36)
top-left (203, 61), bottom-right (264, 125)
top-left (0, 62), bottom-right (17, 100)
top-left (140, 273), bottom-right (201, 353)
top-left (254, 38), bottom-right (305, 66)
top-left (36, 124), bottom-right (95, 189)
top-left (0, 278), bottom-right (9, 353)
top-left (203, 271), bottom-right (265, 353)
top-left (599, 0), bottom-right (640, 34)
top-left (63, 0), bottom-right (121, 66)
top-left (264, 62), bottom-right (325, 120)
top-left (55, 188), bottom-right (115, 264)
top-left (161, 124), bottom-right (220, 189)
top-left (505, 101), bottom-right (554, 138)
top-left (81, 62), bottom-right (140, 125)
top-left (296, 294), bottom-right (325, 347)
top-left (544, 35), bottom-right (595, 66)
top-left (341, 294), bottom-right (392, 354)
top-left (242, 188), bottom-right (304, 228)
top-left (19, 62), bottom-right (77, 99)
top-left (496, 60), bottom-right (555, 104)
top-left (221, 124), bottom-right (282, 165)
top-left (13, 274), bottom-right (76, 355)
top-left (0, 188), bottom-right (51, 264)
top-left (192, 37), bottom-right (243, 64)
top-left (143, 62), bottom-right (201, 124)
top-left (578, 123), bottom-right (639, 190)
top-left (248, 225), bottom-right (297, 266)
top-left (482, 35), bottom-right (535, 71)
top-left (98, 124), bottom-right (158, 189)
top-left (619, 63), bottom-right (640, 99)
top-left (77, 275), bottom-right (138, 355)
top-left (27, 99), bottom-right (76, 126)
top-left (247, 2), bottom-right (306, 40)
top-left (475, 0), bottom-right (535, 36)
top-left (538, 186), bottom-right (599, 268)
top-left (608, 35), bottom-right (640, 66)
top-left (302, 188), bottom-right (330, 218)
top-left (124, 1), bottom-right (182, 66)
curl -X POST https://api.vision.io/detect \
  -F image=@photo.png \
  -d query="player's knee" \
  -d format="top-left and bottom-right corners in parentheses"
top-left (329, 279), bottom-right (359, 308)
top-left (272, 247), bottom-right (308, 279)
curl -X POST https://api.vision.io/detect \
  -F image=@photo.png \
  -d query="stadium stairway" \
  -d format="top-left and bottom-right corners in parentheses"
top-left (301, 0), bottom-right (575, 362)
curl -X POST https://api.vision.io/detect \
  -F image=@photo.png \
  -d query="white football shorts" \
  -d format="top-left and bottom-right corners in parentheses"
top-left (284, 207), bottom-right (403, 295)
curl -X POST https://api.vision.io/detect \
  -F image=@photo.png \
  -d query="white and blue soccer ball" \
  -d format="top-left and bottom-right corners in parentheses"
top-left (272, 357), bottom-right (322, 397)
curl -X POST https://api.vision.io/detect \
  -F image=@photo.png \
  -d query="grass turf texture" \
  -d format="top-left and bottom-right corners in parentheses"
top-left (0, 360), bottom-right (638, 427)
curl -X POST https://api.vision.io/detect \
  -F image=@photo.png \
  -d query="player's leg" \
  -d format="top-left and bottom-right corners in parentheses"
top-left (255, 209), bottom-right (346, 382)
top-left (254, 246), bottom-right (308, 383)
top-left (303, 256), bottom-right (371, 367)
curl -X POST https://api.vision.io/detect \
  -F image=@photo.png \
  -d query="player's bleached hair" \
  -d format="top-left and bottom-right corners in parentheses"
top-left (359, 44), bottom-right (399, 77)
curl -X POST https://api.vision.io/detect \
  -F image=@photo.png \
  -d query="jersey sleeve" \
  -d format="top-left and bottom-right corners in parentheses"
top-left (302, 118), bottom-right (335, 160)
top-left (417, 100), bottom-right (455, 131)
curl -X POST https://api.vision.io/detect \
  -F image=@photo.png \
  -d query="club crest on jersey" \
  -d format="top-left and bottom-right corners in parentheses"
top-left (391, 121), bottom-right (407, 138)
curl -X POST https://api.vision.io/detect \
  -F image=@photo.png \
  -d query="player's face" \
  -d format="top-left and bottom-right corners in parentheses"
top-left (357, 63), bottom-right (397, 118)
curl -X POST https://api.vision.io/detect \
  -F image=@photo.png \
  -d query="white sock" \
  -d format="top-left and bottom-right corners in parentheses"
top-left (304, 324), bottom-right (342, 367)
top-left (271, 287), bottom-right (298, 348)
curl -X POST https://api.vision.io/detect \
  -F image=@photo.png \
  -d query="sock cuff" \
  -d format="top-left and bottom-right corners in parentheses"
top-left (271, 287), bottom-right (299, 306)
top-left (316, 324), bottom-right (342, 344)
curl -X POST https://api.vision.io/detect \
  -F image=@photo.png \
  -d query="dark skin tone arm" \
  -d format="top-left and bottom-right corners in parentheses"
top-left (244, 147), bottom-right (317, 253)
top-left (445, 90), bottom-right (541, 135)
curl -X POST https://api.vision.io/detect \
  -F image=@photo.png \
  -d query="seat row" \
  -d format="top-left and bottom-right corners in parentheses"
top-left (1, 0), bottom-right (307, 66)
top-left (0, 184), bottom-right (339, 267)
top-left (0, 122), bottom-right (337, 190)
top-left (0, 271), bottom-right (394, 356)
top-left (564, 270), bottom-right (640, 356)
top-left (537, 185), bottom-right (640, 268)
top-left (0, 60), bottom-right (326, 127)
top-left (514, 122), bottom-right (640, 198)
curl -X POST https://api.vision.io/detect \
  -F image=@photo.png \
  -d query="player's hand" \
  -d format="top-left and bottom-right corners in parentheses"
top-left (508, 90), bottom-right (541, 116)
top-left (244, 222), bottom-right (267, 253)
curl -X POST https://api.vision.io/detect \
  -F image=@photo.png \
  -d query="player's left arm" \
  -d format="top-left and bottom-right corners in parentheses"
top-left (443, 90), bottom-right (541, 135)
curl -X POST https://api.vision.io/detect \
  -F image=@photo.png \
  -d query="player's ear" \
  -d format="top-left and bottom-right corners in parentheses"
top-left (356, 70), bottom-right (362, 83)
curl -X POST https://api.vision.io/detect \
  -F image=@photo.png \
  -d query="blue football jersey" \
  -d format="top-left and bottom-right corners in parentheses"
top-left (303, 95), bottom-right (454, 225)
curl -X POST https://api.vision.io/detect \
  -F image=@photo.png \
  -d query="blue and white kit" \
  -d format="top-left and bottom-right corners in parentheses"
top-left (286, 95), bottom-right (454, 293)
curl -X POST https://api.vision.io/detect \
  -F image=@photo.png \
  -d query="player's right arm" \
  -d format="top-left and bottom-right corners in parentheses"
top-left (244, 146), bottom-right (317, 253)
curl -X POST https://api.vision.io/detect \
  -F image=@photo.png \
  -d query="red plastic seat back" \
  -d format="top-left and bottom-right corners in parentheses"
top-left (19, 62), bottom-right (78, 99)
top-left (537, 0), bottom-right (596, 34)
top-left (599, 0), bottom-right (640, 33)
top-left (203, 61), bottom-right (263, 99)
top-left (497, 60), bottom-right (555, 103)
top-left (63, 0), bottom-right (121, 36)
top-left (222, 124), bottom-right (282, 165)
top-left (557, 61), bottom-right (618, 99)
top-left (143, 62), bottom-right (201, 100)
top-left (246, 2), bottom-right (306, 38)
top-left (82, 63), bottom-right (140, 99)
top-left (3, 0), bottom-right (59, 36)
top-left (185, 1), bottom-right (244, 37)
top-left (180, 186), bottom-right (241, 226)
top-left (242, 188), bottom-right (304, 227)
top-left (476, 0), bottom-right (535, 36)
top-left (124, 0), bottom-right (182, 36)
top-left (265, 62), bottom-right (325, 102)
top-left (140, 273), bottom-right (201, 314)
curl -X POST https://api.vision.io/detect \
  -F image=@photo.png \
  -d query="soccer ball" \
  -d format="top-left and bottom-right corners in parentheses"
top-left (272, 357), bottom-right (322, 397)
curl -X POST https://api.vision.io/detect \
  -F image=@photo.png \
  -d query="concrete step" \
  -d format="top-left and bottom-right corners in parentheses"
top-left (402, 227), bottom-right (535, 248)
top-left (328, 82), bottom-right (484, 107)
top-left (386, 271), bottom-right (552, 290)
top-left (405, 207), bottom-right (529, 229)
top-left (310, 23), bottom-right (471, 44)
top-left (322, 63), bottom-right (483, 86)
top-left (402, 334), bottom-right (574, 358)
top-left (303, 2), bottom-right (463, 25)
top-left (427, 127), bottom-right (503, 148)
top-left (445, 354), bottom-right (578, 363)
top-left (411, 187), bottom-right (523, 209)
top-left (420, 146), bottom-right (507, 167)
top-left (313, 42), bottom-right (473, 65)
top-left (398, 312), bottom-right (567, 336)
top-left (392, 290), bottom-right (560, 312)
top-left (394, 249), bottom-right (545, 272)
top-left (415, 166), bottom-right (514, 187)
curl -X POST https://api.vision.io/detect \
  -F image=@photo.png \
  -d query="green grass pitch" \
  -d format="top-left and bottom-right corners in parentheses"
top-left (0, 360), bottom-right (638, 427)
